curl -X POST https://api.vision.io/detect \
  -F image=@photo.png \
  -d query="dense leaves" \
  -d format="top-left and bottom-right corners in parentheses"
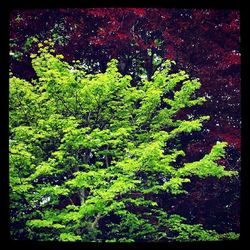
top-left (9, 8), bottom-right (241, 173)
top-left (9, 9), bottom-right (240, 177)
top-left (9, 43), bottom-right (239, 242)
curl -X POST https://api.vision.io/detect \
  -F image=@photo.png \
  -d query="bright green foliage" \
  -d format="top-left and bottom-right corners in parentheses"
top-left (9, 41), bottom-right (239, 242)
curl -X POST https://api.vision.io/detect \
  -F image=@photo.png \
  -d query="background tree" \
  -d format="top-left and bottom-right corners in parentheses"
top-left (9, 8), bottom-right (240, 235)
top-left (9, 42), bottom-right (239, 242)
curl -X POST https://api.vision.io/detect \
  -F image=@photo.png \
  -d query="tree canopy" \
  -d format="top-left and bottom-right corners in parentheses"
top-left (9, 8), bottom-right (241, 173)
top-left (9, 41), bottom-right (239, 242)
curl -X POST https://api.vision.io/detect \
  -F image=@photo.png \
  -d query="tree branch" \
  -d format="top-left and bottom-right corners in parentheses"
top-left (90, 213), bottom-right (104, 230)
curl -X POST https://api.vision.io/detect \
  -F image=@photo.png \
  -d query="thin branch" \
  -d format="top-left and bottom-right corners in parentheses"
top-left (105, 145), bottom-right (109, 168)
top-left (90, 213), bottom-right (104, 230)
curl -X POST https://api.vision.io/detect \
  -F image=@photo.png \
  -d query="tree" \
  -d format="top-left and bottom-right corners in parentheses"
top-left (9, 42), bottom-right (239, 242)
top-left (9, 8), bottom-right (240, 160)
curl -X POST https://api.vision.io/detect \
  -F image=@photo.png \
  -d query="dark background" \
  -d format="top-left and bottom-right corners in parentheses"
top-left (1, 1), bottom-right (247, 249)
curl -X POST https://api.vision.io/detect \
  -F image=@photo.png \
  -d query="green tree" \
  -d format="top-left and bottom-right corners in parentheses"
top-left (9, 41), bottom-right (239, 242)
